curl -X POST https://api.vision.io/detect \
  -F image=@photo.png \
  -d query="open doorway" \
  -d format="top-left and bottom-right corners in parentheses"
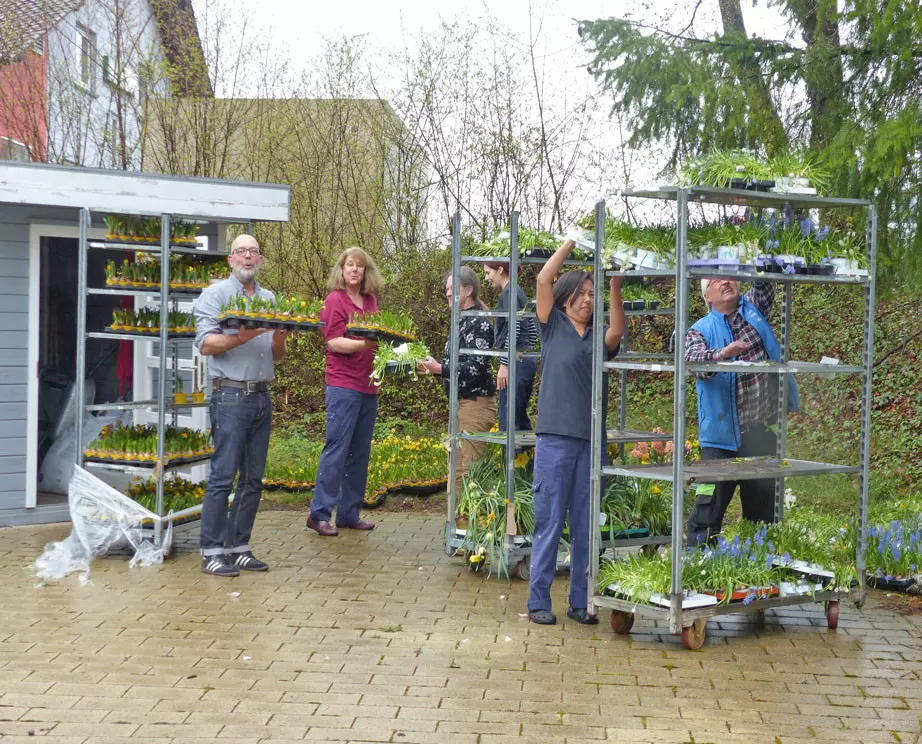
top-left (36, 237), bottom-right (123, 503)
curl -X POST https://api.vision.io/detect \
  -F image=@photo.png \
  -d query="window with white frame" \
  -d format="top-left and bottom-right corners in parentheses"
top-left (76, 24), bottom-right (96, 92)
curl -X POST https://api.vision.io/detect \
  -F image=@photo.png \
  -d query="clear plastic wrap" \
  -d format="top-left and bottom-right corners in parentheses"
top-left (34, 465), bottom-right (172, 581)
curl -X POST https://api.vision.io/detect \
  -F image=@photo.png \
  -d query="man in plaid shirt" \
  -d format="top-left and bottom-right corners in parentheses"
top-left (684, 277), bottom-right (797, 546)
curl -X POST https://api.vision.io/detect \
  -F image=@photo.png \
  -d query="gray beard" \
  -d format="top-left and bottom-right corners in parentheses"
top-left (234, 267), bottom-right (257, 284)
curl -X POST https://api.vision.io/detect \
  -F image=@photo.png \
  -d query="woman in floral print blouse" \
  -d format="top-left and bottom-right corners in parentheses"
top-left (419, 267), bottom-right (496, 493)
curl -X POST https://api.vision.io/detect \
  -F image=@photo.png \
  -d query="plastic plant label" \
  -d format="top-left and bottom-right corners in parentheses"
top-left (695, 483), bottom-right (716, 496)
top-left (819, 356), bottom-right (840, 365)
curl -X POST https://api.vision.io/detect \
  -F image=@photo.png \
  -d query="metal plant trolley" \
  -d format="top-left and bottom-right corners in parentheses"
top-left (74, 211), bottom-right (246, 553)
top-left (587, 187), bottom-right (877, 648)
top-left (444, 211), bottom-right (678, 578)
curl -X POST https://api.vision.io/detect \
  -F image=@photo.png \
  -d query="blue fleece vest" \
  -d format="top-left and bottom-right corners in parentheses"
top-left (690, 296), bottom-right (799, 451)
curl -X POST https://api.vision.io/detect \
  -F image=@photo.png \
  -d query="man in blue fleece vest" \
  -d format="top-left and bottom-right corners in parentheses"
top-left (684, 277), bottom-right (798, 546)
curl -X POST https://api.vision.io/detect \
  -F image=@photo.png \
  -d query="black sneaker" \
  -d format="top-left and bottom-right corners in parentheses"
top-left (566, 607), bottom-right (599, 625)
top-left (232, 551), bottom-right (268, 572)
top-left (201, 555), bottom-right (240, 577)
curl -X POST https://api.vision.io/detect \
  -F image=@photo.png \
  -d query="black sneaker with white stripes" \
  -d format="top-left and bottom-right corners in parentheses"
top-left (232, 551), bottom-right (268, 572)
top-left (201, 554), bottom-right (240, 577)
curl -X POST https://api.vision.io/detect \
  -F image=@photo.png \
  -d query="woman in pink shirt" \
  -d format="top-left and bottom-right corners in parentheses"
top-left (306, 247), bottom-right (383, 537)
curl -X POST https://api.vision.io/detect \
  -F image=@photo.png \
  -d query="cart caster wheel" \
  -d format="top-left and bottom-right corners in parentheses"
top-left (514, 558), bottom-right (530, 581)
top-left (610, 610), bottom-right (634, 635)
top-left (681, 619), bottom-right (707, 650)
top-left (825, 600), bottom-right (839, 630)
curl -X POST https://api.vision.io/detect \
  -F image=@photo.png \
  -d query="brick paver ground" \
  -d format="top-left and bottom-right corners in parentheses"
top-left (1, 511), bottom-right (920, 744)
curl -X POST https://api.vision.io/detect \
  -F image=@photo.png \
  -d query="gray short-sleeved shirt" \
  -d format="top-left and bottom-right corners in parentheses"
top-left (193, 274), bottom-right (276, 382)
top-left (535, 306), bottom-right (616, 441)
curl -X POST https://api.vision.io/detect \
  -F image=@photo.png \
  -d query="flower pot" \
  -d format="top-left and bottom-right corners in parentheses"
top-left (646, 299), bottom-right (660, 310)
top-left (191, 391), bottom-right (206, 404)
top-left (174, 393), bottom-right (188, 404)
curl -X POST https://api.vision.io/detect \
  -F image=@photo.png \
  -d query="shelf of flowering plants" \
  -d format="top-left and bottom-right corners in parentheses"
top-left (461, 254), bottom-right (594, 267)
top-left (83, 423), bottom-right (214, 470)
top-left (603, 359), bottom-right (866, 375)
top-left (602, 457), bottom-right (859, 483)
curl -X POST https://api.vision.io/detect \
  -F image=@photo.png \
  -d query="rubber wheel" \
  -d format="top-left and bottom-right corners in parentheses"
top-left (610, 610), bottom-right (634, 635)
top-left (514, 558), bottom-right (530, 581)
top-left (681, 619), bottom-right (707, 650)
top-left (825, 600), bottom-right (839, 630)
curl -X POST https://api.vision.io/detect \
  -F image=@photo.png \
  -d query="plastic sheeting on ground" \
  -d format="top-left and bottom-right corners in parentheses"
top-left (34, 465), bottom-right (172, 581)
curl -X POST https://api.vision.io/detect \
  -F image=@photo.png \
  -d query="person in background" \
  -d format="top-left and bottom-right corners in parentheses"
top-left (194, 234), bottom-right (289, 576)
top-left (483, 261), bottom-right (538, 433)
top-left (418, 267), bottom-right (496, 495)
top-left (527, 240), bottom-right (625, 625)
top-left (307, 247), bottom-right (383, 537)
top-left (684, 276), bottom-right (797, 546)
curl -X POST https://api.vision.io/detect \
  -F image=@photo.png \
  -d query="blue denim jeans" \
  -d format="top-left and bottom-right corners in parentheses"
top-left (528, 434), bottom-right (591, 613)
top-left (498, 357), bottom-right (537, 433)
top-left (311, 385), bottom-right (378, 525)
top-left (200, 388), bottom-right (272, 557)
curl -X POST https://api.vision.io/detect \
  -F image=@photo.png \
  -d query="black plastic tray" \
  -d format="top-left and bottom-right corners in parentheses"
top-left (345, 326), bottom-right (415, 344)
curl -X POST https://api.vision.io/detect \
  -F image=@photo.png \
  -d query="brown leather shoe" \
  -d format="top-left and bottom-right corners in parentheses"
top-left (306, 515), bottom-right (339, 536)
top-left (337, 519), bottom-right (376, 531)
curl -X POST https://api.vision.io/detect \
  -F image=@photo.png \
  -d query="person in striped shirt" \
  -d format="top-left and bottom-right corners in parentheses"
top-left (483, 262), bottom-right (538, 433)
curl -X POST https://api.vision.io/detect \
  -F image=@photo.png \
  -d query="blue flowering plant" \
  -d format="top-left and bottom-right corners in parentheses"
top-left (867, 521), bottom-right (922, 582)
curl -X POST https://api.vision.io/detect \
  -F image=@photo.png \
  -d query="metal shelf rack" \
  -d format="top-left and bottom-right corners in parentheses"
top-left (445, 211), bottom-right (679, 577)
top-left (75, 211), bottom-right (223, 551)
top-left (587, 186), bottom-right (877, 648)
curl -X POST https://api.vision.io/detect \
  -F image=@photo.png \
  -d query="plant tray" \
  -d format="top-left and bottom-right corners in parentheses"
top-left (605, 583), bottom-right (719, 609)
top-left (84, 452), bottom-right (214, 467)
top-left (772, 557), bottom-right (835, 581)
top-left (219, 315), bottom-right (324, 332)
top-left (384, 360), bottom-right (415, 374)
top-left (345, 325), bottom-right (415, 344)
top-left (779, 580), bottom-right (825, 597)
top-left (104, 326), bottom-right (196, 337)
top-left (868, 575), bottom-right (917, 592)
top-left (523, 248), bottom-right (553, 259)
top-left (391, 480), bottom-right (447, 496)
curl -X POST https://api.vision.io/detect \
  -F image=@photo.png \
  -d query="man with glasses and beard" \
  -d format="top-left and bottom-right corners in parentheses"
top-left (193, 234), bottom-right (289, 576)
top-left (684, 276), bottom-right (798, 547)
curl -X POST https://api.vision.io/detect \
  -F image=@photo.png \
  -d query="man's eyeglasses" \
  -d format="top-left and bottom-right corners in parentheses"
top-left (233, 247), bottom-right (261, 256)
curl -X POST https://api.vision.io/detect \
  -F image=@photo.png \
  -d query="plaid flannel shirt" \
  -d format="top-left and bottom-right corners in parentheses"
top-left (685, 281), bottom-right (777, 430)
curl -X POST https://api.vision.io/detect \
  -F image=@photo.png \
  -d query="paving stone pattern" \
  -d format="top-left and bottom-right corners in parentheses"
top-left (1, 512), bottom-right (921, 743)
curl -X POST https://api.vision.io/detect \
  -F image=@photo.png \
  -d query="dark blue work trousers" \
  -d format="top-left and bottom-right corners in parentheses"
top-left (311, 385), bottom-right (378, 525)
top-left (528, 433), bottom-right (592, 613)
top-left (200, 388), bottom-right (272, 558)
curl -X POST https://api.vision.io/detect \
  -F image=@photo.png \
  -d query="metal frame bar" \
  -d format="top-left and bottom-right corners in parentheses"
top-left (588, 200), bottom-right (606, 612)
top-left (74, 208), bottom-right (90, 468)
top-left (446, 213), bottom-right (462, 554)
top-left (668, 188), bottom-right (690, 634)
top-left (504, 213), bottom-right (519, 544)
top-left (856, 204), bottom-right (878, 605)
